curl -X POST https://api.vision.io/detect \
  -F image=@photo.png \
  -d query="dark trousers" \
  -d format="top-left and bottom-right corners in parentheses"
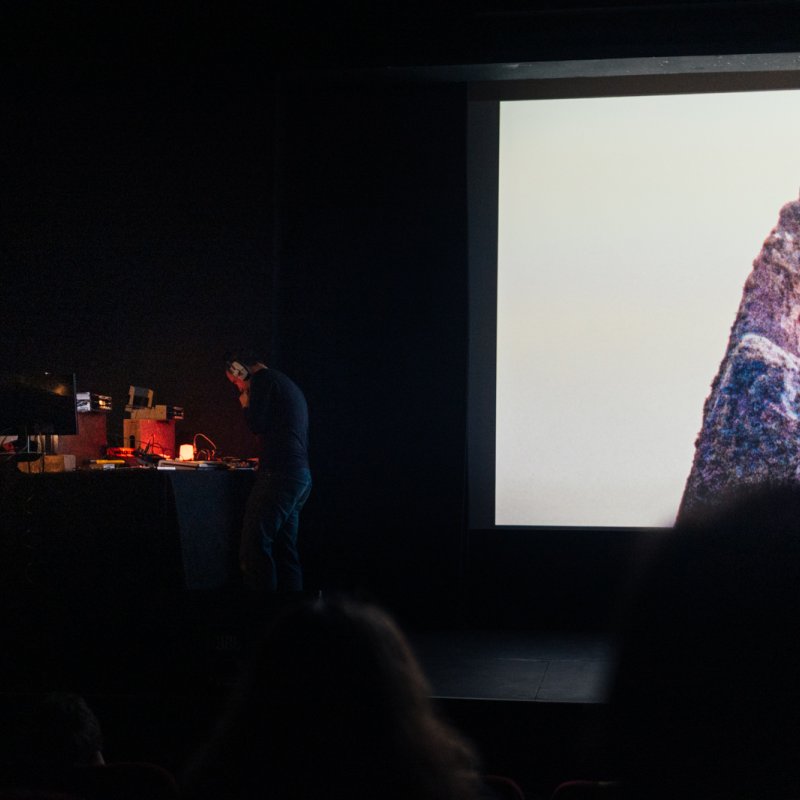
top-left (240, 468), bottom-right (312, 593)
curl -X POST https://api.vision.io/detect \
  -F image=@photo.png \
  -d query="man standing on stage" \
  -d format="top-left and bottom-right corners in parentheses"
top-left (225, 350), bottom-right (312, 595)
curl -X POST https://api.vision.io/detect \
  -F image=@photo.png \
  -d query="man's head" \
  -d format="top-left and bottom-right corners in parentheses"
top-left (18, 692), bottom-right (105, 769)
top-left (225, 350), bottom-right (265, 390)
top-left (225, 368), bottom-right (248, 394)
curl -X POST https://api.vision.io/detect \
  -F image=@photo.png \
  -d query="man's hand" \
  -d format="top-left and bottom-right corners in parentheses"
top-left (238, 389), bottom-right (250, 408)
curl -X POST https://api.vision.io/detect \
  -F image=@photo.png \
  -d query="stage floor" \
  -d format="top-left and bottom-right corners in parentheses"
top-left (409, 630), bottom-right (615, 704)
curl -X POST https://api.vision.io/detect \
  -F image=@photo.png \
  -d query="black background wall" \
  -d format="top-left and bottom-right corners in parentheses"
top-left (4, 1), bottom-right (800, 630)
top-left (274, 76), bottom-right (470, 623)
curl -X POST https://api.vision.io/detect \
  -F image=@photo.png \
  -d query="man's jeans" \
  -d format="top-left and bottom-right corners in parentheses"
top-left (240, 468), bottom-right (312, 593)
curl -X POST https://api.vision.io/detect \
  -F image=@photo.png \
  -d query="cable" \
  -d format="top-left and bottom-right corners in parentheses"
top-left (193, 432), bottom-right (218, 460)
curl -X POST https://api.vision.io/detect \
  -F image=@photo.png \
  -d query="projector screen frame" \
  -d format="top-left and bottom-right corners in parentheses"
top-left (466, 53), bottom-right (800, 531)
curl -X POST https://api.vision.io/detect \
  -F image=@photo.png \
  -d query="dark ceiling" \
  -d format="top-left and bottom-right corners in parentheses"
top-left (6, 0), bottom-right (800, 87)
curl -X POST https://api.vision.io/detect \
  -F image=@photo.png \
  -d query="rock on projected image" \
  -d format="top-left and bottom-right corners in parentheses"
top-left (680, 196), bottom-right (800, 520)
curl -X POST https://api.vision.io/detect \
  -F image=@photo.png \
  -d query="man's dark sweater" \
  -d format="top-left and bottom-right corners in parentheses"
top-left (243, 368), bottom-right (309, 472)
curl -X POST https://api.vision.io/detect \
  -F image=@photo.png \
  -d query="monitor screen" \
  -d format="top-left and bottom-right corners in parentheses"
top-left (0, 372), bottom-right (78, 437)
top-left (467, 54), bottom-right (800, 529)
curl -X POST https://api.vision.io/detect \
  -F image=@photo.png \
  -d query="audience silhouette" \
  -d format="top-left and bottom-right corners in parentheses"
top-left (181, 593), bottom-right (489, 800)
top-left (608, 483), bottom-right (800, 799)
top-left (3, 692), bottom-right (104, 778)
top-left (0, 691), bottom-right (178, 800)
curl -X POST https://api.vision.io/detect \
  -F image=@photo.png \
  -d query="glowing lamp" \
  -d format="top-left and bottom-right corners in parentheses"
top-left (179, 444), bottom-right (195, 461)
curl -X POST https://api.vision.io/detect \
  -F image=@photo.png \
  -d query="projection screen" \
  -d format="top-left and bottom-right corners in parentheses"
top-left (468, 55), bottom-right (800, 529)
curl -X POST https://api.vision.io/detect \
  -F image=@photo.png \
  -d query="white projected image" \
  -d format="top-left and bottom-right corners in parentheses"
top-left (496, 89), bottom-right (800, 527)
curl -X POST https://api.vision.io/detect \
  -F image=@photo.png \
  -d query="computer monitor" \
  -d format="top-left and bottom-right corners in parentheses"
top-left (0, 371), bottom-right (78, 437)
